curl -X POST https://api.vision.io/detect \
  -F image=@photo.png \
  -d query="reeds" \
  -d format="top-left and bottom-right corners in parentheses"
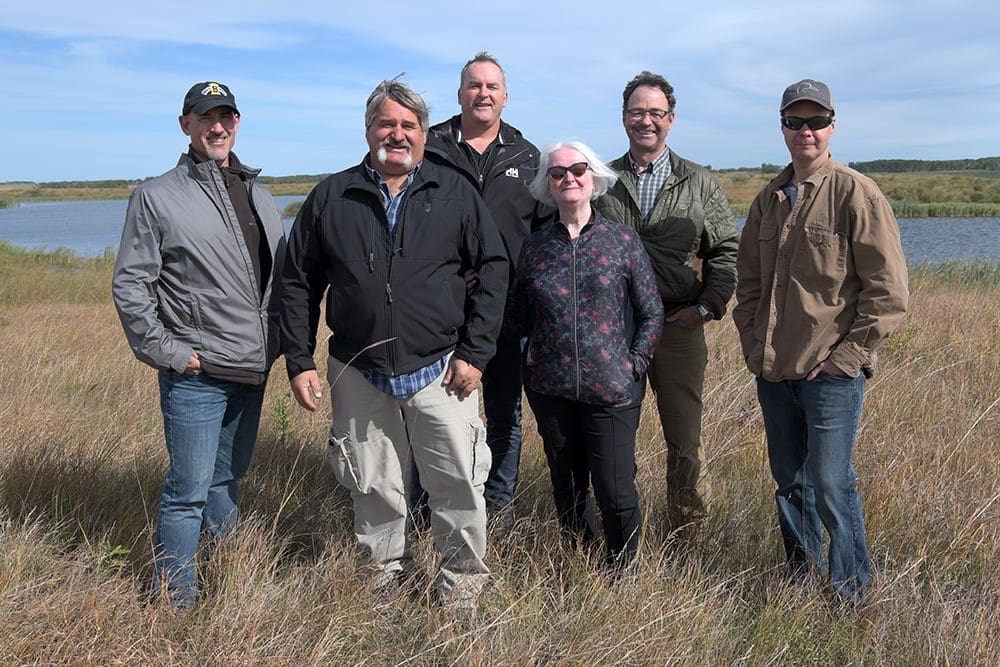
top-left (1, 248), bottom-right (997, 663)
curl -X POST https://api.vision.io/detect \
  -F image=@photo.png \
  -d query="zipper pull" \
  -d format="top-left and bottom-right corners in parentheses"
top-left (368, 252), bottom-right (374, 272)
top-left (385, 283), bottom-right (393, 304)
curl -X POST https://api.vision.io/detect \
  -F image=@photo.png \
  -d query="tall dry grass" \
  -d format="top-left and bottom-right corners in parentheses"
top-left (1, 246), bottom-right (998, 664)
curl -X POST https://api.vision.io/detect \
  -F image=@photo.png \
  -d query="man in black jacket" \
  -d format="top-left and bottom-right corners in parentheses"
top-left (280, 78), bottom-right (508, 615)
top-left (425, 52), bottom-right (554, 524)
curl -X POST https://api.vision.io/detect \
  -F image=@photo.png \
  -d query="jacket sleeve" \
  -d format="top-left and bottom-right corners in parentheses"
top-left (503, 242), bottom-right (532, 341)
top-left (279, 186), bottom-right (330, 379)
top-left (453, 190), bottom-right (510, 371)
top-left (828, 193), bottom-right (909, 376)
top-left (733, 192), bottom-right (765, 365)
top-left (627, 235), bottom-right (664, 379)
top-left (111, 188), bottom-right (193, 373)
top-left (697, 176), bottom-right (740, 318)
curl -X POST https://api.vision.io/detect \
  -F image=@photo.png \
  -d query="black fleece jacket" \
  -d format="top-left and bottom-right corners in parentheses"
top-left (280, 158), bottom-right (509, 379)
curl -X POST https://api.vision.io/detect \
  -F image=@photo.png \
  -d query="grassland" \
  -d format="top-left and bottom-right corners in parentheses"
top-left (0, 244), bottom-right (997, 664)
top-left (713, 170), bottom-right (1000, 217)
top-left (6, 170), bottom-right (1000, 218)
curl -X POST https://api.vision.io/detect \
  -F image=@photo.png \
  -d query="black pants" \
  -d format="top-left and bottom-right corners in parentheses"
top-left (525, 389), bottom-right (642, 567)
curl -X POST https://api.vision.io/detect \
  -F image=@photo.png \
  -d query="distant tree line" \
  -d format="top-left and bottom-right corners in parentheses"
top-left (715, 163), bottom-right (784, 174)
top-left (849, 157), bottom-right (1000, 173)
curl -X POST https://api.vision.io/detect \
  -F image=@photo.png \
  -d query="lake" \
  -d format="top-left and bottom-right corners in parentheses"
top-left (1, 198), bottom-right (999, 264)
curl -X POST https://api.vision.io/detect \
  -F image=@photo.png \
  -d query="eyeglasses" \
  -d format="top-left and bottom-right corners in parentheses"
top-left (780, 115), bottom-right (834, 131)
top-left (547, 162), bottom-right (590, 180)
top-left (625, 108), bottom-right (671, 120)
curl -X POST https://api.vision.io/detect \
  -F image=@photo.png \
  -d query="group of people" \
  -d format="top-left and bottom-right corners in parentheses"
top-left (111, 55), bottom-right (908, 615)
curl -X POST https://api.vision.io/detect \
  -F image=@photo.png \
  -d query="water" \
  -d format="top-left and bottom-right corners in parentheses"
top-left (1, 199), bottom-right (999, 264)
top-left (0, 196), bottom-right (303, 257)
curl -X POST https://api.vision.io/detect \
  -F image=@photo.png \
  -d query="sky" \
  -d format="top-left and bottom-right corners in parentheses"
top-left (2, 1), bottom-right (998, 183)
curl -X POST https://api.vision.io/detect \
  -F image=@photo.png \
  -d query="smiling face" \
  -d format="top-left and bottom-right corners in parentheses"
top-left (458, 61), bottom-right (508, 128)
top-left (547, 147), bottom-right (594, 208)
top-left (781, 100), bottom-right (835, 166)
top-left (365, 98), bottom-right (426, 177)
top-left (623, 85), bottom-right (674, 159)
top-left (179, 106), bottom-right (239, 166)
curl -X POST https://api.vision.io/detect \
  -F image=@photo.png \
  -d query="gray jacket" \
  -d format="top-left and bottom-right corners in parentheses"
top-left (112, 153), bottom-right (286, 374)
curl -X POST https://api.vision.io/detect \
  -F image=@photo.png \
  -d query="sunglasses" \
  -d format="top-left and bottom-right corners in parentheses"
top-left (547, 162), bottom-right (590, 180)
top-left (781, 115), bottom-right (834, 131)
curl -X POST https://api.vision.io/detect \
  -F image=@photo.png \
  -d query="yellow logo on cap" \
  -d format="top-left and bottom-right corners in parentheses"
top-left (200, 83), bottom-right (228, 97)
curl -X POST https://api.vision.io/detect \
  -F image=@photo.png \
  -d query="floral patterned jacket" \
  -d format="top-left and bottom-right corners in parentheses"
top-left (506, 212), bottom-right (664, 406)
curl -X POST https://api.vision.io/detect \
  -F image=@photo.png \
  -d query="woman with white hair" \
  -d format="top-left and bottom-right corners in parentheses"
top-left (507, 140), bottom-right (663, 570)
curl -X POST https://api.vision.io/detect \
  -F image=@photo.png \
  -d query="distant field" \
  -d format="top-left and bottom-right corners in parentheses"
top-left (713, 170), bottom-right (1000, 216)
top-left (5, 170), bottom-right (1000, 217)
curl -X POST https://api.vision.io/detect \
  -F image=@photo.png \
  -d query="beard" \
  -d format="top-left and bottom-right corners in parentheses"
top-left (376, 143), bottom-right (413, 168)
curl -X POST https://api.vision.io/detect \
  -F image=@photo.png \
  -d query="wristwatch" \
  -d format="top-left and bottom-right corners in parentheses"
top-left (696, 304), bottom-right (712, 322)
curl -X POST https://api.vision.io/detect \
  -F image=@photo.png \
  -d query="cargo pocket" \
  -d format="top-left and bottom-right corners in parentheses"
top-left (328, 432), bottom-right (366, 494)
top-left (469, 419), bottom-right (491, 486)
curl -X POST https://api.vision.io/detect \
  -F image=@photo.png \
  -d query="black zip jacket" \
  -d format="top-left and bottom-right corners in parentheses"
top-left (425, 116), bottom-right (555, 283)
top-left (280, 159), bottom-right (509, 380)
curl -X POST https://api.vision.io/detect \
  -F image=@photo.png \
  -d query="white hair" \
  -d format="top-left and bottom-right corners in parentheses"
top-left (529, 140), bottom-right (618, 207)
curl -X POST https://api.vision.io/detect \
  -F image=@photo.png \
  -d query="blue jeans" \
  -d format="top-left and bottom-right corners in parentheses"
top-left (154, 371), bottom-right (266, 605)
top-left (481, 334), bottom-right (524, 510)
top-left (756, 373), bottom-right (870, 601)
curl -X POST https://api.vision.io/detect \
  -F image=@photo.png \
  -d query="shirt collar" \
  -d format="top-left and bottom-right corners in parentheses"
top-left (627, 147), bottom-right (670, 175)
top-left (364, 159), bottom-right (423, 191)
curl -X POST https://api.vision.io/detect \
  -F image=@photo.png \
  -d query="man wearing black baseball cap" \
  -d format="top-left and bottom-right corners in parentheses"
top-left (734, 78), bottom-right (908, 604)
top-left (113, 80), bottom-right (286, 608)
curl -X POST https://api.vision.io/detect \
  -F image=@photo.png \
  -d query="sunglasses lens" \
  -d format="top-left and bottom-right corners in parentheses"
top-left (548, 162), bottom-right (589, 179)
top-left (782, 116), bottom-right (833, 131)
top-left (782, 116), bottom-right (805, 130)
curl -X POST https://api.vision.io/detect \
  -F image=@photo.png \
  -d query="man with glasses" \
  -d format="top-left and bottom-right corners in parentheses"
top-left (113, 81), bottom-right (285, 607)
top-left (596, 71), bottom-right (739, 539)
top-left (424, 52), bottom-right (554, 529)
top-left (733, 79), bottom-right (908, 602)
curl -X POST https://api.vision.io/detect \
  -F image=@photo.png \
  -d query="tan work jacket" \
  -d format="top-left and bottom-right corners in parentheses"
top-left (733, 157), bottom-right (909, 381)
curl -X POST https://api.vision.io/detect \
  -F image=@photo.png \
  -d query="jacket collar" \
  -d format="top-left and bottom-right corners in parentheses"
top-left (343, 156), bottom-right (441, 196)
top-left (424, 114), bottom-right (525, 161)
top-left (177, 151), bottom-right (261, 182)
top-left (769, 154), bottom-right (838, 194)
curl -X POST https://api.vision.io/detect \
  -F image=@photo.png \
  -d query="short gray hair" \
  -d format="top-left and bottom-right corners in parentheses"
top-left (364, 76), bottom-right (429, 132)
top-left (459, 51), bottom-right (506, 89)
top-left (529, 141), bottom-right (618, 207)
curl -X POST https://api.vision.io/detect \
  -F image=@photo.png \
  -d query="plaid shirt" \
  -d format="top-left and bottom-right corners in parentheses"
top-left (628, 148), bottom-right (672, 224)
top-left (361, 160), bottom-right (448, 399)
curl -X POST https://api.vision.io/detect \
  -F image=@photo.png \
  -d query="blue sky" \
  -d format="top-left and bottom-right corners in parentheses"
top-left (2, 1), bottom-right (998, 182)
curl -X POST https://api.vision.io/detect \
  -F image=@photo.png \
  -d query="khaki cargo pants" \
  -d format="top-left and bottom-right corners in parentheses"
top-left (325, 354), bottom-right (491, 602)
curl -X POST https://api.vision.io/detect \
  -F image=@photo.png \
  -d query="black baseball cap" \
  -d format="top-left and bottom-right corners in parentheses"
top-left (780, 79), bottom-right (835, 113)
top-left (182, 81), bottom-right (239, 116)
